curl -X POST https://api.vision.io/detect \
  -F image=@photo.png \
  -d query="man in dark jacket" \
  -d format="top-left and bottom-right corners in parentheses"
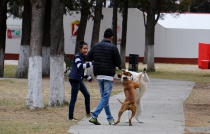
top-left (86, 28), bottom-right (121, 125)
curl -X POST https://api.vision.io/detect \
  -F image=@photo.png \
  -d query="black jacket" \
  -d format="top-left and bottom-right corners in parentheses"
top-left (86, 39), bottom-right (121, 76)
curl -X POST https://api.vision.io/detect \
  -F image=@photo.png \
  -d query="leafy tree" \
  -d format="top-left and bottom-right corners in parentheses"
top-left (103, 0), bottom-right (106, 7)
top-left (109, 0), bottom-right (130, 69)
top-left (15, 0), bottom-right (73, 78)
top-left (27, 0), bottom-right (46, 109)
top-left (91, 0), bottom-right (103, 47)
top-left (65, 0), bottom-right (76, 13)
top-left (74, 0), bottom-right (93, 54)
top-left (15, 0), bottom-right (31, 78)
top-left (7, 0), bottom-right (23, 18)
top-left (133, 0), bottom-right (190, 72)
top-left (179, 0), bottom-right (192, 12)
top-left (189, 0), bottom-right (210, 13)
top-left (49, 0), bottom-right (66, 106)
top-left (42, 0), bottom-right (51, 77)
top-left (112, 0), bottom-right (118, 46)
top-left (120, 0), bottom-right (128, 69)
top-left (0, 0), bottom-right (8, 77)
top-left (10, 0), bottom-right (50, 78)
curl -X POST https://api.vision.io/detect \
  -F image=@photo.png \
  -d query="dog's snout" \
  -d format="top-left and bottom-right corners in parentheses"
top-left (123, 77), bottom-right (128, 80)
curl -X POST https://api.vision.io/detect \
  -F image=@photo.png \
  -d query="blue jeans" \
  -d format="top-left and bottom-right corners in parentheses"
top-left (69, 79), bottom-right (90, 119)
top-left (92, 79), bottom-right (114, 122)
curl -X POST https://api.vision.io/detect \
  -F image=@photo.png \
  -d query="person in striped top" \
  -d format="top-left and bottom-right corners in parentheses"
top-left (68, 41), bottom-right (94, 121)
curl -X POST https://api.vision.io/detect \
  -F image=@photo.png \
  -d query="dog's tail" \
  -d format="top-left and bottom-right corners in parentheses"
top-left (117, 98), bottom-right (134, 105)
top-left (117, 98), bottom-right (123, 104)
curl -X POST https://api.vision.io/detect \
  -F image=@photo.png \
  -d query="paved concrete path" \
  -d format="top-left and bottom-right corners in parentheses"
top-left (68, 78), bottom-right (195, 134)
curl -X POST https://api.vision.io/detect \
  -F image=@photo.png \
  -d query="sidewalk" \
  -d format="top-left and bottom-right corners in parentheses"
top-left (68, 78), bottom-right (195, 134)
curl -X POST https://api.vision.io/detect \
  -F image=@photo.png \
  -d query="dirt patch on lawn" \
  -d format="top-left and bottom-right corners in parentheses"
top-left (184, 83), bottom-right (210, 134)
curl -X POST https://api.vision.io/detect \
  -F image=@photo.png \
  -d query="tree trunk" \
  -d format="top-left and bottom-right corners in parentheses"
top-left (27, 0), bottom-right (46, 109)
top-left (42, 0), bottom-right (51, 77)
top-left (75, 0), bottom-right (89, 54)
top-left (15, 0), bottom-right (31, 78)
top-left (112, 0), bottom-right (118, 46)
top-left (103, 0), bottom-right (106, 7)
top-left (0, 0), bottom-right (8, 77)
top-left (146, 1), bottom-right (156, 72)
top-left (143, 42), bottom-right (148, 64)
top-left (143, 26), bottom-right (148, 64)
top-left (91, 0), bottom-right (103, 47)
top-left (120, 0), bottom-right (128, 69)
top-left (49, 0), bottom-right (66, 106)
top-left (142, 11), bottom-right (148, 64)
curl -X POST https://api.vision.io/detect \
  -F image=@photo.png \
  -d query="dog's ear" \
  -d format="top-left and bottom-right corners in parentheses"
top-left (117, 74), bottom-right (122, 78)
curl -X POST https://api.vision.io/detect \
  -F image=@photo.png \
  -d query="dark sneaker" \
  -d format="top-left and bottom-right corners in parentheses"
top-left (89, 117), bottom-right (101, 125)
top-left (86, 113), bottom-right (91, 118)
top-left (69, 118), bottom-right (78, 122)
top-left (109, 119), bottom-right (115, 125)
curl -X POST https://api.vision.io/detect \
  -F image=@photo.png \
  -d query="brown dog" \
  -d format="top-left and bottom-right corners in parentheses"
top-left (114, 71), bottom-right (142, 126)
top-left (117, 69), bottom-right (150, 123)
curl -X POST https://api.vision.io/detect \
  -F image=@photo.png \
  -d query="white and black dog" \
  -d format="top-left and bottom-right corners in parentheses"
top-left (118, 68), bottom-right (150, 123)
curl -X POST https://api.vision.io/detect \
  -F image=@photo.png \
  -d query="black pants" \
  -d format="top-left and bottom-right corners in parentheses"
top-left (69, 79), bottom-right (90, 119)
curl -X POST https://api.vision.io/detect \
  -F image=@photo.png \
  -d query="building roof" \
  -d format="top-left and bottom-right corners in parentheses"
top-left (157, 13), bottom-right (210, 29)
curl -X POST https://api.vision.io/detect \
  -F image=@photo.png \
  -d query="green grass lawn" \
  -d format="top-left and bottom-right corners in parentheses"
top-left (4, 65), bottom-right (17, 78)
top-left (4, 63), bottom-right (210, 83)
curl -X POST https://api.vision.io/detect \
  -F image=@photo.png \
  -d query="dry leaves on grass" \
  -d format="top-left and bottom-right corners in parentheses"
top-left (0, 78), bottom-right (123, 134)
